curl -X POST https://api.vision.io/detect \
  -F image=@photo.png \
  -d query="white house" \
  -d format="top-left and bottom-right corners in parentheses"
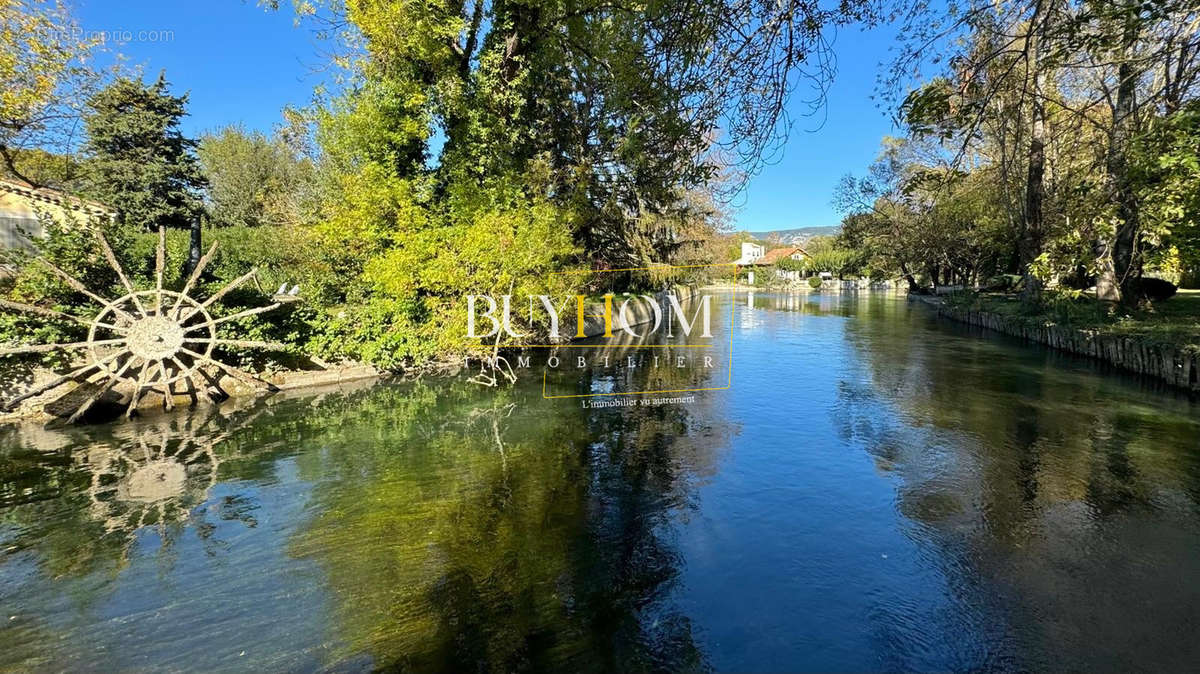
top-left (734, 242), bottom-right (765, 265)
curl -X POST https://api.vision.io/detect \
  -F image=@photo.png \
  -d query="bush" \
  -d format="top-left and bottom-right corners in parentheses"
top-left (1131, 277), bottom-right (1178, 302)
top-left (808, 276), bottom-right (823, 289)
top-left (1, 216), bottom-right (131, 367)
top-left (983, 274), bottom-right (1023, 292)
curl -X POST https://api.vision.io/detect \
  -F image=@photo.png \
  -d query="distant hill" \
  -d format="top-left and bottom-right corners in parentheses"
top-left (743, 226), bottom-right (839, 246)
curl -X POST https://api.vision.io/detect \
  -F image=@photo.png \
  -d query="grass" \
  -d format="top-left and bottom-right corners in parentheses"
top-left (945, 289), bottom-right (1200, 354)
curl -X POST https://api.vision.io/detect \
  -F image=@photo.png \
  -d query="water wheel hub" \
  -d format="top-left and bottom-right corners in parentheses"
top-left (125, 315), bottom-right (186, 361)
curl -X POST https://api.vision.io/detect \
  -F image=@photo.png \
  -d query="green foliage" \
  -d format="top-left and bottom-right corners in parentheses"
top-left (146, 225), bottom-right (336, 369)
top-left (836, 136), bottom-right (1019, 289)
top-left (0, 216), bottom-right (129, 364)
top-left (0, 148), bottom-right (83, 189)
top-left (775, 256), bottom-right (806, 272)
top-left (869, 0), bottom-right (1200, 303)
top-left (808, 276), bottom-right (823, 289)
top-left (278, 0), bottom-right (878, 271)
top-left (309, 168), bottom-right (580, 366)
top-left (947, 288), bottom-right (1200, 353)
top-left (6, 0), bottom-right (895, 373)
top-left (0, 219), bottom-right (337, 371)
top-left (241, 0), bottom-right (897, 367)
top-left (0, 0), bottom-right (101, 186)
top-left (82, 74), bottom-right (206, 232)
top-left (1132, 102), bottom-right (1200, 286)
top-left (780, 235), bottom-right (865, 279)
top-left (198, 125), bottom-right (319, 228)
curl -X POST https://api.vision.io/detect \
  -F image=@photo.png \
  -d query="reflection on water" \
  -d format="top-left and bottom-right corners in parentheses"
top-left (1, 292), bottom-right (1199, 671)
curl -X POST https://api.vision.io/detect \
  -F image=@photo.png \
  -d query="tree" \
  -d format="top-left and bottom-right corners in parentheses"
top-left (252, 0), bottom-right (892, 363)
top-left (889, 0), bottom-right (1200, 303)
top-left (792, 236), bottom-right (865, 279)
top-left (1077, 0), bottom-right (1200, 301)
top-left (0, 147), bottom-right (84, 190)
top-left (0, 0), bottom-right (101, 187)
top-left (83, 74), bottom-right (207, 274)
top-left (198, 124), bottom-right (318, 228)
top-left (1132, 101), bottom-right (1200, 287)
top-left (890, 0), bottom-right (1069, 297)
top-left (834, 137), bottom-right (936, 289)
top-left (275, 0), bottom-right (881, 270)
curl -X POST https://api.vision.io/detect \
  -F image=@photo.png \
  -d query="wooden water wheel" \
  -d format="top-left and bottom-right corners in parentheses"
top-left (1, 226), bottom-right (290, 421)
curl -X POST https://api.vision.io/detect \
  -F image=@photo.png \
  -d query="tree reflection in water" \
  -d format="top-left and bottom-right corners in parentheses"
top-left (832, 292), bottom-right (1200, 671)
top-left (288, 356), bottom-right (732, 671)
top-left (0, 344), bottom-right (735, 672)
top-left (0, 405), bottom-right (266, 577)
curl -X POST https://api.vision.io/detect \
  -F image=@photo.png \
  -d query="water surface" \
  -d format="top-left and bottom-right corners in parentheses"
top-left (2, 292), bottom-right (1199, 672)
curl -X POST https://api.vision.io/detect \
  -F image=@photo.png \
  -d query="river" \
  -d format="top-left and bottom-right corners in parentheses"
top-left (2, 291), bottom-right (1198, 672)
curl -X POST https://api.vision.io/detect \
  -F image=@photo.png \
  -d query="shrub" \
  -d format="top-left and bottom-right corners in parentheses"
top-left (1131, 277), bottom-right (1178, 302)
top-left (808, 276), bottom-right (823, 289)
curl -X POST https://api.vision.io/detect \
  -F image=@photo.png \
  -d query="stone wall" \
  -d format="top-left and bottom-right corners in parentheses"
top-left (937, 303), bottom-right (1200, 392)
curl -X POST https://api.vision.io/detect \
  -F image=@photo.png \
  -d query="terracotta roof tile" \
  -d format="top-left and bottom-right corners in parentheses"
top-left (751, 246), bottom-right (809, 265)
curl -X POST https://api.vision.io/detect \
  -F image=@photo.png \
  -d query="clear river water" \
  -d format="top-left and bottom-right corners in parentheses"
top-left (2, 291), bottom-right (1199, 672)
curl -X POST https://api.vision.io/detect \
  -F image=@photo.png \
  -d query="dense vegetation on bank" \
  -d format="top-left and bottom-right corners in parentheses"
top-left (0, 0), bottom-right (888, 370)
top-left (3, 0), bottom-right (1199, 372)
top-left (833, 0), bottom-right (1200, 312)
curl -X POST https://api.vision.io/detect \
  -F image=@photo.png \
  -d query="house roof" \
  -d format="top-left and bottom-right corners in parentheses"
top-left (0, 177), bottom-right (114, 218)
top-left (748, 246), bottom-right (809, 265)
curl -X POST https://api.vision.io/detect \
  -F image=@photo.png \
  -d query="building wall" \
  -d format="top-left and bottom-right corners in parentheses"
top-left (739, 242), bottom-right (764, 264)
top-left (0, 190), bottom-right (48, 251)
top-left (0, 185), bottom-right (109, 252)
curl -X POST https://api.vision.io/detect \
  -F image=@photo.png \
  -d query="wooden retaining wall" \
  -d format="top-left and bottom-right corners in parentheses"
top-left (936, 304), bottom-right (1200, 392)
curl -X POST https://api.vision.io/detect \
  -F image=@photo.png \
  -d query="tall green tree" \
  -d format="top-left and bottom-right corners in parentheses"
top-left (1133, 101), bottom-right (1200, 287)
top-left (198, 124), bottom-right (318, 228)
top-left (278, 0), bottom-right (878, 269)
top-left (888, 0), bottom-right (1200, 303)
top-left (83, 73), bottom-right (207, 273)
top-left (257, 0), bottom-right (885, 364)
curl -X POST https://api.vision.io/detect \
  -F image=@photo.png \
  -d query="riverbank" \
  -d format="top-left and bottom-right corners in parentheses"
top-left (1, 285), bottom-right (709, 425)
top-left (0, 362), bottom-right (388, 425)
top-left (917, 293), bottom-right (1200, 392)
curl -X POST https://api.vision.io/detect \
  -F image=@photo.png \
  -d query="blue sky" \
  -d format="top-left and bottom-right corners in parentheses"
top-left (73, 1), bottom-right (323, 135)
top-left (734, 21), bottom-right (902, 232)
top-left (73, 1), bottom-right (901, 232)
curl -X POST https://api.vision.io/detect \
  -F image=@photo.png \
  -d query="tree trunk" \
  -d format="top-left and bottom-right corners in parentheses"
top-left (183, 220), bottom-right (202, 278)
top-left (1097, 2), bottom-right (1142, 303)
top-left (899, 262), bottom-right (919, 292)
top-left (1019, 13), bottom-right (1048, 300)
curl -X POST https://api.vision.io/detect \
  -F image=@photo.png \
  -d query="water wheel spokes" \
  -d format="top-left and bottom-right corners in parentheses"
top-left (1, 225), bottom-right (297, 419)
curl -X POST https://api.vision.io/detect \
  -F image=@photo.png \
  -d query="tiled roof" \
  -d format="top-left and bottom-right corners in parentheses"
top-left (0, 178), bottom-right (114, 216)
top-left (749, 246), bottom-right (809, 265)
